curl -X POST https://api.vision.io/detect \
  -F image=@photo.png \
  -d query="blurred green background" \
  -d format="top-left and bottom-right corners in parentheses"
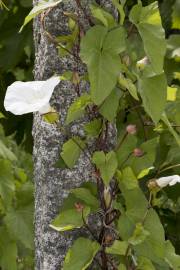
top-left (0, 1), bottom-right (34, 269)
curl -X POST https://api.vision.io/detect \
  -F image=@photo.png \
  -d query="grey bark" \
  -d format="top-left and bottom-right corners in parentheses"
top-left (33, 1), bottom-right (116, 269)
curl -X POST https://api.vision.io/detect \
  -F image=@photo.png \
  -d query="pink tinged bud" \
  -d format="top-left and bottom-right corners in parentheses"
top-left (133, 148), bottom-right (144, 157)
top-left (126, 124), bottom-right (137, 135)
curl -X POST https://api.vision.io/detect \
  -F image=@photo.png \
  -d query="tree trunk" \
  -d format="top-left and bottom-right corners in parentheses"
top-left (33, 1), bottom-right (115, 269)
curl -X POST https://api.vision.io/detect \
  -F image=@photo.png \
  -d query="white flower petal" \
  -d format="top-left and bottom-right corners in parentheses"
top-left (4, 76), bottom-right (60, 115)
top-left (168, 175), bottom-right (180, 186)
top-left (38, 103), bottom-right (52, 115)
top-left (156, 175), bottom-right (180, 188)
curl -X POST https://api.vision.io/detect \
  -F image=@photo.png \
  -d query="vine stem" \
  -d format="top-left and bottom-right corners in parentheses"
top-left (125, 192), bottom-right (152, 269)
top-left (81, 210), bottom-right (99, 242)
top-left (40, 9), bottom-right (81, 60)
top-left (115, 131), bottom-right (128, 151)
top-left (157, 163), bottom-right (180, 175)
top-left (129, 96), bottom-right (148, 141)
top-left (74, 0), bottom-right (94, 26)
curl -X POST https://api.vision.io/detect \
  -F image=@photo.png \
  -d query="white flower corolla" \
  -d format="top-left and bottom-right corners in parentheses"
top-left (4, 76), bottom-right (60, 115)
top-left (136, 56), bottom-right (149, 70)
top-left (156, 175), bottom-right (180, 188)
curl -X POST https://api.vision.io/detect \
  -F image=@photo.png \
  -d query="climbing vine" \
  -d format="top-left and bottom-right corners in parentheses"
top-left (6, 0), bottom-right (180, 269)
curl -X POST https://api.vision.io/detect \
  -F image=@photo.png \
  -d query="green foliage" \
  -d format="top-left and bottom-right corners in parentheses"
top-left (84, 119), bottom-right (102, 137)
top-left (8, 0), bottom-right (180, 269)
top-left (60, 137), bottom-right (85, 168)
top-left (63, 238), bottom-right (100, 270)
top-left (0, 0), bottom-right (34, 152)
top-left (92, 151), bottom-right (118, 186)
top-left (66, 94), bottom-right (92, 124)
top-left (139, 74), bottom-right (167, 124)
top-left (51, 206), bottom-right (90, 231)
top-left (0, 124), bottom-right (34, 270)
top-left (80, 25), bottom-right (126, 105)
top-left (90, 4), bottom-right (116, 28)
top-left (20, 0), bottom-right (62, 32)
top-left (99, 88), bottom-right (122, 122)
top-left (49, 0), bottom-right (180, 268)
top-left (106, 240), bottom-right (128, 255)
top-left (130, 1), bottom-right (166, 75)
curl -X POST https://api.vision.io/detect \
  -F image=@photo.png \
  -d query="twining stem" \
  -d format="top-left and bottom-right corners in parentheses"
top-left (115, 131), bottom-right (128, 151)
top-left (157, 163), bottom-right (180, 175)
top-left (82, 210), bottom-right (99, 242)
top-left (74, 0), bottom-right (94, 26)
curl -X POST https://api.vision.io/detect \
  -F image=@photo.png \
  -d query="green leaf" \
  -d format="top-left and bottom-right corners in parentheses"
top-left (166, 35), bottom-right (180, 60)
top-left (129, 223), bottom-right (150, 246)
top-left (161, 113), bottom-right (180, 146)
top-left (84, 119), bottom-right (102, 137)
top-left (165, 240), bottom-right (180, 270)
top-left (55, 156), bottom-right (68, 168)
top-left (128, 137), bottom-right (159, 176)
top-left (0, 159), bottom-right (15, 205)
top-left (43, 111), bottom-right (59, 124)
top-left (118, 264), bottom-right (126, 270)
top-left (99, 89), bottom-right (122, 122)
top-left (139, 73), bottom-right (167, 124)
top-left (117, 213), bottom-right (135, 240)
top-left (130, 2), bottom-right (166, 74)
top-left (117, 167), bottom-right (139, 190)
top-left (90, 4), bottom-right (116, 28)
top-left (71, 187), bottom-right (99, 210)
top-left (0, 242), bottom-right (17, 270)
top-left (0, 140), bottom-right (17, 161)
top-left (20, 0), bottom-right (62, 32)
top-left (0, 112), bottom-right (5, 119)
top-left (117, 168), bottom-right (166, 264)
top-left (137, 257), bottom-right (156, 270)
top-left (61, 137), bottom-right (85, 169)
top-left (4, 205), bottom-right (34, 249)
top-left (80, 25), bottom-right (126, 105)
top-left (50, 206), bottom-right (90, 232)
top-left (167, 86), bottom-right (177, 101)
top-left (92, 151), bottom-right (118, 185)
top-left (66, 94), bottom-right (92, 124)
top-left (112, 0), bottom-right (125, 25)
top-left (0, 227), bottom-right (17, 270)
top-left (135, 209), bottom-right (166, 265)
top-left (16, 181), bottom-right (34, 207)
top-left (172, 0), bottom-right (180, 29)
top-left (118, 74), bottom-right (139, 100)
top-left (106, 240), bottom-right (128, 255)
top-left (63, 238), bottom-right (100, 270)
top-left (116, 134), bottom-right (137, 167)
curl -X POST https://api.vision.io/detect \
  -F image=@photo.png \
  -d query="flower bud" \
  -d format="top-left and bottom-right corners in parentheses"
top-left (133, 148), bottom-right (144, 157)
top-left (74, 202), bottom-right (84, 212)
top-left (147, 179), bottom-right (158, 190)
top-left (136, 56), bottom-right (149, 70)
top-left (126, 124), bottom-right (137, 135)
top-left (103, 186), bottom-right (112, 209)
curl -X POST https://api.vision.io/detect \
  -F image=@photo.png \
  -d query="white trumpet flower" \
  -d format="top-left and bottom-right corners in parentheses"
top-left (4, 76), bottom-right (60, 115)
top-left (156, 175), bottom-right (180, 188)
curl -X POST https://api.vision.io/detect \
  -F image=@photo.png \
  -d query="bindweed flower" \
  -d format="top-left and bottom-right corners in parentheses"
top-left (4, 76), bottom-right (60, 115)
top-left (156, 175), bottom-right (180, 188)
